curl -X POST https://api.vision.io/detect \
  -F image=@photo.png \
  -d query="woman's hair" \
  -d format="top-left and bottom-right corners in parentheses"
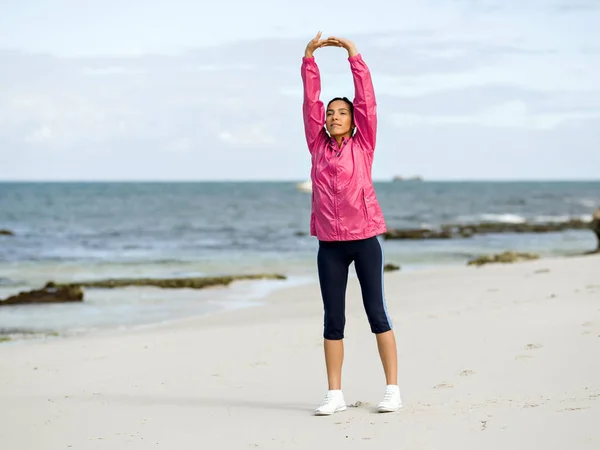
top-left (327, 97), bottom-right (354, 119)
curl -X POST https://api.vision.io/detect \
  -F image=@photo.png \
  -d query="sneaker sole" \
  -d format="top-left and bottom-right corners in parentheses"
top-left (377, 404), bottom-right (403, 413)
top-left (314, 405), bottom-right (347, 416)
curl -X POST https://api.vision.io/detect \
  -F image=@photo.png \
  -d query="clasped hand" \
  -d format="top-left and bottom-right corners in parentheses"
top-left (304, 31), bottom-right (358, 58)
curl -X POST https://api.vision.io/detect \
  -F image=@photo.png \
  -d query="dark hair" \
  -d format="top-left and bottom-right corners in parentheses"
top-left (327, 97), bottom-right (354, 119)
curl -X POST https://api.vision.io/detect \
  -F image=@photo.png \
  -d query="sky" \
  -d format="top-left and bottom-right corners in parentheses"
top-left (0, 0), bottom-right (598, 181)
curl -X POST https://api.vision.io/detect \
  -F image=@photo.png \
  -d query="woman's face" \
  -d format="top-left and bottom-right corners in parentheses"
top-left (326, 100), bottom-right (354, 138)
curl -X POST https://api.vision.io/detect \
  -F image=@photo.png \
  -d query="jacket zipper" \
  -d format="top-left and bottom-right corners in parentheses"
top-left (332, 139), bottom-right (344, 238)
top-left (334, 157), bottom-right (340, 238)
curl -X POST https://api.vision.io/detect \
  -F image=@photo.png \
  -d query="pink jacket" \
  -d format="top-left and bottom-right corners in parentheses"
top-left (301, 53), bottom-right (387, 241)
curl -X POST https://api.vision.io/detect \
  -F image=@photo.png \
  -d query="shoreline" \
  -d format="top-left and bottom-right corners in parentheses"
top-left (0, 273), bottom-right (317, 343)
top-left (1, 250), bottom-right (597, 345)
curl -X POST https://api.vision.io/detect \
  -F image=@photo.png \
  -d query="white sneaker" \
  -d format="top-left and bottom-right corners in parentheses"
top-left (314, 390), bottom-right (347, 416)
top-left (377, 385), bottom-right (403, 413)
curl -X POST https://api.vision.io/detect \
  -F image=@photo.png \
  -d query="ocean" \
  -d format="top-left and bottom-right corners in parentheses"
top-left (1, 181), bottom-right (598, 337)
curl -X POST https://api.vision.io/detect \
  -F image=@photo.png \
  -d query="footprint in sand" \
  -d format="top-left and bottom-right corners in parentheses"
top-left (523, 403), bottom-right (539, 409)
top-left (525, 343), bottom-right (543, 350)
top-left (515, 355), bottom-right (533, 360)
top-left (582, 322), bottom-right (595, 336)
top-left (348, 401), bottom-right (372, 408)
top-left (433, 382), bottom-right (454, 389)
top-left (558, 407), bottom-right (590, 412)
top-left (459, 370), bottom-right (476, 377)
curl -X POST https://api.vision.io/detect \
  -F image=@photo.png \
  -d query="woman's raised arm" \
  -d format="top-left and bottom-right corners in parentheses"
top-left (328, 37), bottom-right (377, 152)
top-left (301, 32), bottom-right (335, 152)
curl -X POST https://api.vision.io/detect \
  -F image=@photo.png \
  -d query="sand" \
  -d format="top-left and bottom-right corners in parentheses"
top-left (1, 254), bottom-right (599, 449)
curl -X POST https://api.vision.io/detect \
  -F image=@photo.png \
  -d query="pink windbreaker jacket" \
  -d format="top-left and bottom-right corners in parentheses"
top-left (301, 53), bottom-right (387, 242)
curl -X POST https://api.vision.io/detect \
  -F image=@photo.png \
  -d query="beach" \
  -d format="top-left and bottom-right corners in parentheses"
top-left (1, 253), bottom-right (599, 449)
top-left (1, 1), bottom-right (598, 447)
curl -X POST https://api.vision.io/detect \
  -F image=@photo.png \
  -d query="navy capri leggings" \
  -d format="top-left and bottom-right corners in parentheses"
top-left (317, 235), bottom-right (393, 340)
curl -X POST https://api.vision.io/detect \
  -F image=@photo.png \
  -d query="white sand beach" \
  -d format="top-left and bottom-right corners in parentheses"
top-left (1, 254), bottom-right (599, 449)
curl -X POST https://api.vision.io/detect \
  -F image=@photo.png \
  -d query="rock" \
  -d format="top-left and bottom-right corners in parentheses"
top-left (591, 208), bottom-right (600, 252)
top-left (383, 228), bottom-right (453, 240)
top-left (467, 251), bottom-right (540, 267)
top-left (383, 218), bottom-right (592, 240)
top-left (384, 263), bottom-right (400, 272)
top-left (0, 274), bottom-right (287, 306)
top-left (454, 219), bottom-right (590, 234)
top-left (0, 229), bottom-right (14, 236)
top-left (0, 282), bottom-right (84, 306)
top-left (53, 273), bottom-right (287, 290)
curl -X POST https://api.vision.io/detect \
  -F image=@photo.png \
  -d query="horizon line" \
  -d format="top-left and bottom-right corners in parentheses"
top-left (1, 178), bottom-right (599, 183)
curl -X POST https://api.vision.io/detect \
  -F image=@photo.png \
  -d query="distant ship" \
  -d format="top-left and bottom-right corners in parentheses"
top-left (296, 180), bottom-right (312, 193)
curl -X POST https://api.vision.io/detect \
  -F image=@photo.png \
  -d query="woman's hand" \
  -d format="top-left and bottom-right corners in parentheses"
top-left (327, 36), bottom-right (358, 58)
top-left (304, 31), bottom-right (337, 58)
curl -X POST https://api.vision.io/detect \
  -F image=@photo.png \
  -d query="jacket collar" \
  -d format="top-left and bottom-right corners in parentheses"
top-left (329, 135), bottom-right (351, 150)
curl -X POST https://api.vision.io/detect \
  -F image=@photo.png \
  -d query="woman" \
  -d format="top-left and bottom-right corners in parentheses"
top-left (301, 32), bottom-right (402, 415)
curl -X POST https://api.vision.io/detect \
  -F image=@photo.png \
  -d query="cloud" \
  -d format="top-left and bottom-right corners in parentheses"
top-left (391, 100), bottom-right (600, 130)
top-left (81, 66), bottom-right (147, 76)
top-left (0, 0), bottom-right (598, 180)
top-left (24, 124), bottom-right (54, 143)
top-left (218, 125), bottom-right (277, 146)
top-left (556, 2), bottom-right (600, 13)
top-left (376, 52), bottom-right (598, 97)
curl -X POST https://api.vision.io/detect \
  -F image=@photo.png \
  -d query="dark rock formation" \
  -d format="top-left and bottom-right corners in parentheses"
top-left (0, 274), bottom-right (287, 306)
top-left (383, 228), bottom-right (453, 240)
top-left (0, 229), bottom-right (14, 236)
top-left (384, 263), bottom-right (400, 272)
top-left (0, 282), bottom-right (84, 306)
top-left (467, 251), bottom-right (540, 267)
top-left (591, 209), bottom-right (600, 253)
top-left (384, 218), bottom-right (592, 240)
top-left (53, 273), bottom-right (287, 290)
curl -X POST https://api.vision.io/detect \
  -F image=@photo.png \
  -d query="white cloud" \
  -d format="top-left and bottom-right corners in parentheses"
top-left (25, 124), bottom-right (54, 143)
top-left (165, 137), bottom-right (193, 154)
top-left (376, 53), bottom-right (598, 97)
top-left (218, 125), bottom-right (276, 146)
top-left (391, 100), bottom-right (600, 130)
top-left (81, 66), bottom-right (147, 76)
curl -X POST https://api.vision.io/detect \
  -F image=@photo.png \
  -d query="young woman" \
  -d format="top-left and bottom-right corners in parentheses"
top-left (301, 32), bottom-right (402, 415)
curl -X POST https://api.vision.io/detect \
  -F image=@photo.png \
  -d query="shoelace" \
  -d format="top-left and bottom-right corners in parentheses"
top-left (381, 389), bottom-right (396, 402)
top-left (319, 392), bottom-right (337, 407)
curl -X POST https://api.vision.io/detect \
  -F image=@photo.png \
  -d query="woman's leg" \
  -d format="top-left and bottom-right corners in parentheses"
top-left (353, 237), bottom-right (397, 383)
top-left (315, 241), bottom-right (350, 415)
top-left (353, 236), bottom-right (402, 412)
top-left (317, 241), bottom-right (350, 390)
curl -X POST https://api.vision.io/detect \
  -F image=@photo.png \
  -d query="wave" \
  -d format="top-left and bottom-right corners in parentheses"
top-left (566, 198), bottom-right (597, 209)
top-left (454, 213), bottom-right (592, 225)
top-left (0, 277), bottom-right (22, 287)
top-left (455, 214), bottom-right (526, 224)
